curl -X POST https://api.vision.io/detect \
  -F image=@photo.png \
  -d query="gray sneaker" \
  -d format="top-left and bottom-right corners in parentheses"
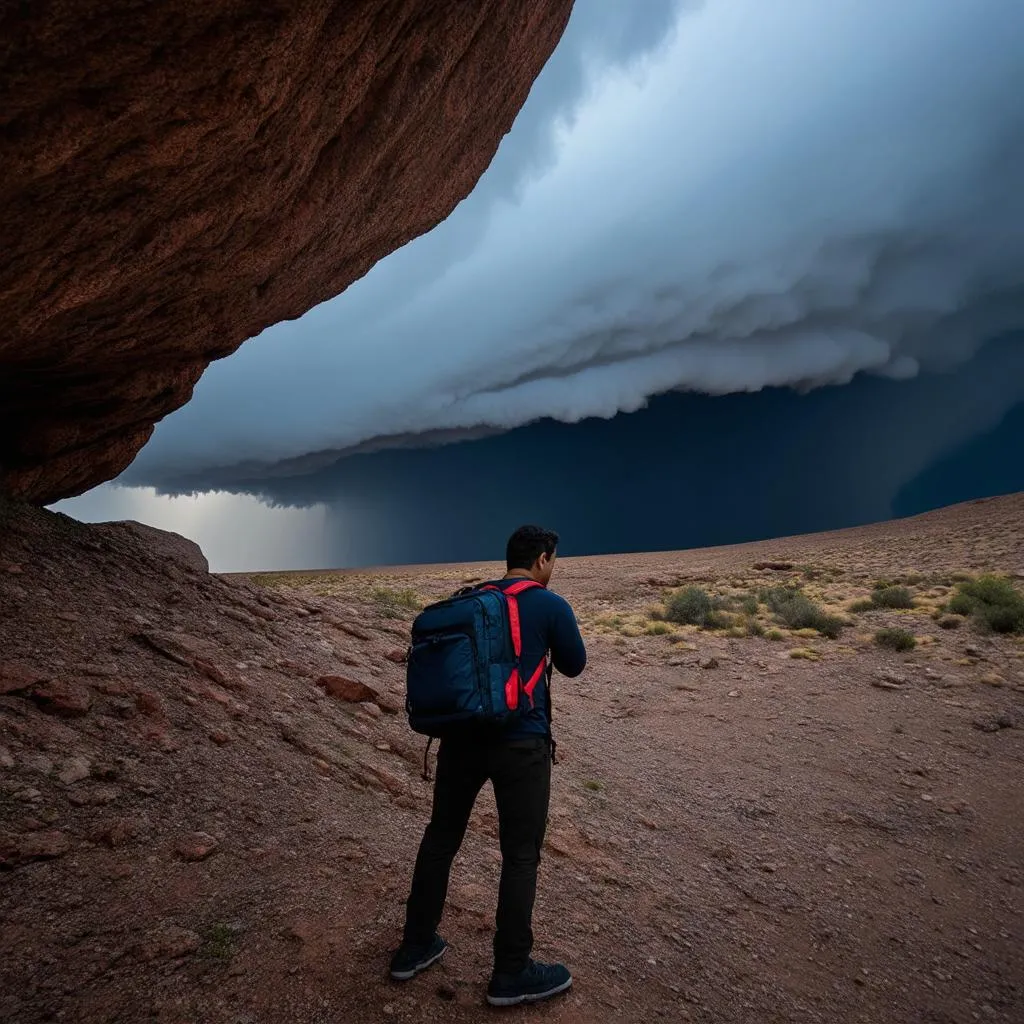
top-left (389, 934), bottom-right (448, 981)
top-left (486, 959), bottom-right (573, 1006)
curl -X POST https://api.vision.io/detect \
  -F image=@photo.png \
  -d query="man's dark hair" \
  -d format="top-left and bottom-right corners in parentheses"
top-left (506, 525), bottom-right (559, 571)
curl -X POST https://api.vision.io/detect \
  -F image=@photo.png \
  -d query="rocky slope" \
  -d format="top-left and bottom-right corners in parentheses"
top-left (0, 0), bottom-right (572, 504)
top-left (0, 494), bottom-right (1021, 1022)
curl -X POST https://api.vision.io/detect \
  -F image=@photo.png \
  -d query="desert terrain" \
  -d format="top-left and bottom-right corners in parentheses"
top-left (1, 493), bottom-right (1022, 1023)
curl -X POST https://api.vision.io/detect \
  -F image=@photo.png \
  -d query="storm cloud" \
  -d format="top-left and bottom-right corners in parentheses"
top-left (120, 0), bottom-right (1024, 493)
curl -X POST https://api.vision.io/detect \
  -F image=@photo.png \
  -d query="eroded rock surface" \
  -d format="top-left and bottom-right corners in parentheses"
top-left (0, 0), bottom-right (572, 503)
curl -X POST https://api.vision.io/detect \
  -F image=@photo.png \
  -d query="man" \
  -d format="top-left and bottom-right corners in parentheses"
top-left (390, 525), bottom-right (587, 1007)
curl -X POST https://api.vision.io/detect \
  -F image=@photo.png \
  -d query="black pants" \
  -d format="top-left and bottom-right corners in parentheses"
top-left (403, 735), bottom-right (551, 974)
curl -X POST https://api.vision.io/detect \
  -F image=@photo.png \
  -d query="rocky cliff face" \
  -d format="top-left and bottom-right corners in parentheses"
top-left (0, 0), bottom-right (572, 504)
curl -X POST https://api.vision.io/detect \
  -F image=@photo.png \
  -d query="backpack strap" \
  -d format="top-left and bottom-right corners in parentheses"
top-left (481, 580), bottom-right (545, 711)
top-left (503, 581), bottom-right (548, 707)
top-left (422, 736), bottom-right (435, 781)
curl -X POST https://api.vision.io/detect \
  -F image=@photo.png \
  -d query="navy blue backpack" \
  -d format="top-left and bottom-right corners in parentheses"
top-left (405, 580), bottom-right (548, 748)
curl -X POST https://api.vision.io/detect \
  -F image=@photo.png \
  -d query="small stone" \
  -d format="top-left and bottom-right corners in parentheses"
top-left (58, 756), bottom-right (92, 786)
top-left (91, 818), bottom-right (139, 848)
top-left (727, 689), bottom-right (741, 698)
top-left (175, 831), bottom-right (219, 861)
top-left (699, 657), bottom-right (719, 670)
top-left (0, 829), bottom-right (70, 868)
top-left (94, 678), bottom-right (130, 696)
top-left (335, 622), bottom-right (372, 642)
top-left (875, 669), bottom-right (907, 686)
top-left (68, 786), bottom-right (119, 807)
top-left (973, 714), bottom-right (1014, 733)
top-left (135, 927), bottom-right (201, 961)
top-left (194, 658), bottom-right (238, 689)
top-left (920, 794), bottom-right (934, 802)
top-left (437, 983), bottom-right (457, 1001)
top-left (979, 673), bottom-right (1005, 687)
top-left (209, 730), bottom-right (231, 746)
top-left (0, 662), bottom-right (45, 695)
top-left (78, 663), bottom-right (119, 677)
top-left (135, 691), bottom-right (163, 716)
top-left (317, 674), bottom-right (380, 704)
top-left (31, 681), bottom-right (93, 717)
top-left (359, 701), bottom-right (383, 719)
top-left (0, 746), bottom-right (14, 769)
top-left (164, 928), bottom-right (202, 958)
top-left (384, 648), bottom-right (408, 664)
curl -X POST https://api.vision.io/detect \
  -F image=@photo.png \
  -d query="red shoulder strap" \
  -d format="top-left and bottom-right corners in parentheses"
top-left (479, 580), bottom-right (543, 657)
top-left (480, 581), bottom-right (547, 710)
top-left (502, 579), bottom-right (543, 597)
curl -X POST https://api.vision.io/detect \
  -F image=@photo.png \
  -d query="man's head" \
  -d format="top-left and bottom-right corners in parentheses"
top-left (505, 525), bottom-right (560, 586)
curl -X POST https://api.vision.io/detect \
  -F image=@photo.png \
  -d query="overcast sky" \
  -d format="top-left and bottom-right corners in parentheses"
top-left (58, 0), bottom-right (1024, 570)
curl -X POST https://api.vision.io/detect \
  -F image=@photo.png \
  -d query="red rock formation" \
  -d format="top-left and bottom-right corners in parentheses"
top-left (0, 0), bottom-right (573, 505)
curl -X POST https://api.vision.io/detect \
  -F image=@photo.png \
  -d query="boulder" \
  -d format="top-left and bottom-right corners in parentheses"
top-left (0, 0), bottom-right (572, 503)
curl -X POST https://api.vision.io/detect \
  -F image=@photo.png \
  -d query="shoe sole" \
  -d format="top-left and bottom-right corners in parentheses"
top-left (486, 975), bottom-right (573, 1007)
top-left (390, 944), bottom-right (448, 982)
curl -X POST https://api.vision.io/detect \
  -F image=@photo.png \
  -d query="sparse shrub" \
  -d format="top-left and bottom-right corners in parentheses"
top-left (739, 594), bottom-right (760, 616)
top-left (875, 627), bottom-right (916, 652)
top-left (664, 587), bottom-right (714, 627)
top-left (979, 604), bottom-right (1024, 634)
top-left (762, 586), bottom-right (843, 638)
top-left (745, 618), bottom-right (765, 637)
top-left (937, 614), bottom-right (964, 630)
top-left (583, 779), bottom-right (603, 792)
top-left (645, 621), bottom-right (673, 636)
top-left (849, 599), bottom-right (876, 613)
top-left (871, 586), bottom-right (915, 610)
top-left (765, 628), bottom-right (785, 641)
top-left (947, 575), bottom-right (1024, 634)
top-left (202, 923), bottom-right (236, 961)
top-left (789, 647), bottom-right (820, 661)
top-left (370, 586), bottom-right (422, 618)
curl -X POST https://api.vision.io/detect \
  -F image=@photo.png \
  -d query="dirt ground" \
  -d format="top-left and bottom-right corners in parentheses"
top-left (1, 494), bottom-right (1022, 1023)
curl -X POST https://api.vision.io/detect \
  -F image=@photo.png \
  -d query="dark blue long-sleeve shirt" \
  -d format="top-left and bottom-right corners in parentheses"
top-left (486, 578), bottom-right (587, 738)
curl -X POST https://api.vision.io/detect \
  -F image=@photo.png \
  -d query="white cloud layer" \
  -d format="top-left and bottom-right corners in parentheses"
top-left (127, 0), bottom-right (1024, 489)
